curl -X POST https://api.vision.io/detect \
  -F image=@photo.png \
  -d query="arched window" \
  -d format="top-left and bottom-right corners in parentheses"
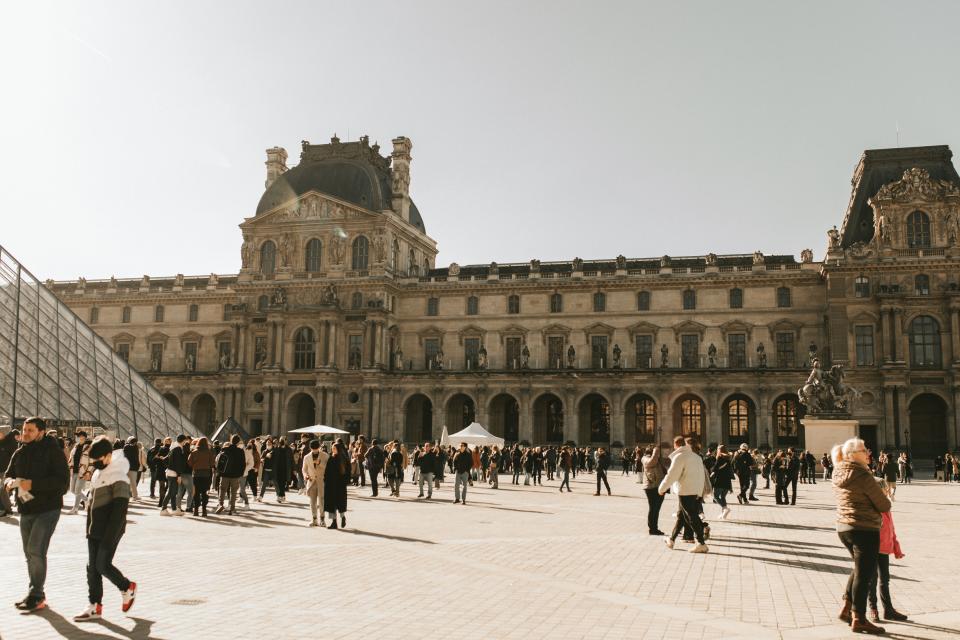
top-left (122, 306), bottom-right (131, 323)
top-left (632, 397), bottom-right (656, 442)
top-left (678, 397), bottom-right (703, 435)
top-left (906, 210), bottom-right (931, 248)
top-left (154, 305), bottom-right (164, 322)
top-left (909, 315), bottom-right (941, 368)
top-left (726, 397), bottom-right (751, 442)
top-left (188, 304), bottom-right (198, 322)
top-left (593, 292), bottom-right (606, 312)
top-left (729, 288), bottom-right (743, 309)
top-left (305, 239), bottom-right (322, 272)
top-left (914, 274), bottom-right (930, 296)
top-left (351, 292), bottom-right (363, 309)
top-left (637, 291), bottom-right (651, 311)
top-left (260, 240), bottom-right (276, 275)
top-left (466, 296), bottom-right (479, 315)
top-left (550, 293), bottom-right (563, 313)
top-left (774, 396), bottom-right (800, 443)
top-left (293, 327), bottom-right (316, 370)
top-left (682, 289), bottom-right (696, 310)
top-left (854, 276), bottom-right (870, 298)
top-left (258, 295), bottom-right (269, 311)
top-left (507, 294), bottom-right (520, 314)
top-left (776, 286), bottom-right (791, 308)
top-left (351, 236), bottom-right (369, 270)
top-left (392, 239), bottom-right (400, 269)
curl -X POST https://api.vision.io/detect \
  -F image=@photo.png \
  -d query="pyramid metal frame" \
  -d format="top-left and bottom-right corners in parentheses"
top-left (0, 244), bottom-right (199, 440)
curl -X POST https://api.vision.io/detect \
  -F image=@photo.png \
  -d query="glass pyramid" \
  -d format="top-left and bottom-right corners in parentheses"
top-left (0, 244), bottom-right (198, 440)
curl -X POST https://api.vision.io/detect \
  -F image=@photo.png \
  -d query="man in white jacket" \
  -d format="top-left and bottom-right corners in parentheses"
top-left (658, 435), bottom-right (711, 553)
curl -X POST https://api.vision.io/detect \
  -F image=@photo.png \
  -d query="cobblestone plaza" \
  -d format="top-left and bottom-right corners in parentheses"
top-left (1, 473), bottom-right (958, 640)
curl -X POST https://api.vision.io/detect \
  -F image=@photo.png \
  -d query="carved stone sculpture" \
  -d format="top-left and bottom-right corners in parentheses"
top-left (184, 353), bottom-right (195, 372)
top-left (800, 248), bottom-right (813, 263)
top-left (321, 284), bottom-right (338, 305)
top-left (704, 253), bottom-right (717, 266)
top-left (272, 287), bottom-right (286, 306)
top-left (219, 352), bottom-right (230, 371)
top-left (434, 348), bottom-right (444, 371)
top-left (174, 273), bottom-right (184, 287)
top-left (566, 345), bottom-right (576, 368)
top-left (752, 251), bottom-right (764, 265)
top-left (241, 236), bottom-right (255, 269)
top-left (660, 344), bottom-right (669, 368)
top-left (208, 273), bottom-right (218, 287)
top-left (373, 231), bottom-right (386, 264)
top-left (520, 344), bottom-right (530, 369)
top-left (660, 255), bottom-right (671, 268)
top-left (529, 259), bottom-right (540, 272)
top-left (394, 348), bottom-right (404, 371)
top-left (331, 234), bottom-right (346, 265)
top-left (756, 342), bottom-right (767, 368)
top-left (478, 345), bottom-right (488, 370)
top-left (448, 262), bottom-right (460, 276)
top-left (798, 359), bottom-right (861, 415)
top-left (572, 257), bottom-right (583, 271)
top-left (279, 233), bottom-right (294, 267)
top-left (707, 343), bottom-right (717, 368)
top-left (612, 343), bottom-right (622, 368)
top-left (827, 226), bottom-right (840, 249)
top-left (616, 255), bottom-right (626, 270)
top-left (151, 355), bottom-right (161, 372)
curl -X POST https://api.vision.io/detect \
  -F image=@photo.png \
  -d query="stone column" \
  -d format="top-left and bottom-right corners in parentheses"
top-left (329, 323), bottom-right (338, 369)
top-left (705, 388), bottom-right (721, 446)
top-left (950, 385), bottom-right (960, 452)
top-left (877, 308), bottom-right (888, 364)
top-left (276, 321), bottom-right (286, 370)
top-left (328, 387), bottom-right (339, 428)
top-left (896, 386), bottom-right (908, 449)
top-left (894, 308), bottom-right (905, 363)
top-left (518, 389), bottom-right (533, 444)
top-left (564, 388), bottom-right (577, 444)
top-left (949, 305), bottom-right (960, 365)
top-left (658, 389), bottom-right (673, 445)
top-left (756, 388), bottom-right (770, 449)
top-left (610, 388), bottom-right (625, 445)
top-left (267, 322), bottom-right (276, 365)
top-left (881, 386), bottom-right (896, 449)
top-left (371, 388), bottom-right (382, 439)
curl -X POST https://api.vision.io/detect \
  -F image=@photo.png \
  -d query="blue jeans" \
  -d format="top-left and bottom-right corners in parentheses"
top-left (418, 472), bottom-right (434, 497)
top-left (177, 474), bottom-right (194, 510)
top-left (162, 475), bottom-right (179, 511)
top-left (20, 509), bottom-right (61, 598)
top-left (454, 472), bottom-right (469, 502)
top-left (714, 487), bottom-right (727, 508)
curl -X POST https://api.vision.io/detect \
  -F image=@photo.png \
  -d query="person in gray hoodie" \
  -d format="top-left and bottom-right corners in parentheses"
top-left (74, 436), bottom-right (137, 622)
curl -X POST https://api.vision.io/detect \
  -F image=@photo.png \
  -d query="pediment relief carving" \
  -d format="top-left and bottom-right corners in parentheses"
top-left (767, 318), bottom-right (802, 335)
top-left (245, 192), bottom-right (378, 227)
top-left (498, 324), bottom-right (529, 345)
top-left (112, 332), bottom-right (136, 345)
top-left (416, 325), bottom-right (445, 346)
top-left (871, 168), bottom-right (960, 204)
top-left (457, 324), bottom-right (487, 345)
top-left (719, 320), bottom-right (753, 340)
top-left (672, 320), bottom-right (706, 341)
top-left (146, 331), bottom-right (169, 344)
top-left (850, 311), bottom-right (879, 326)
top-left (626, 320), bottom-right (659, 336)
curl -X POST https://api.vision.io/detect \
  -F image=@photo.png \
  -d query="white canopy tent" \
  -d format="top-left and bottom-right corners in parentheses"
top-left (443, 422), bottom-right (505, 448)
top-left (288, 424), bottom-right (350, 435)
top-left (439, 425), bottom-right (450, 446)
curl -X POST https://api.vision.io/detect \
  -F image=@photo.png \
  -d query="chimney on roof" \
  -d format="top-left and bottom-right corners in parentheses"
top-left (265, 146), bottom-right (288, 189)
top-left (391, 136), bottom-right (412, 223)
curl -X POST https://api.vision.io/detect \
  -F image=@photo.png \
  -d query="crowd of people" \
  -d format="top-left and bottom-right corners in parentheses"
top-left (0, 418), bottom-right (927, 633)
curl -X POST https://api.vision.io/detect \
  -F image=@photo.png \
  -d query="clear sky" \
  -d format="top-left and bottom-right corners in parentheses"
top-left (2, 1), bottom-right (959, 280)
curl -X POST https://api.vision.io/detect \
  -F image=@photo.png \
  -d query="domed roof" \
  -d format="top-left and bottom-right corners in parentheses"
top-left (255, 140), bottom-right (425, 233)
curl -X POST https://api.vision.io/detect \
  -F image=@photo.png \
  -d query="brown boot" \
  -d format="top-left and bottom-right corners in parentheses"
top-left (850, 613), bottom-right (886, 635)
top-left (869, 607), bottom-right (881, 623)
top-left (838, 598), bottom-right (852, 623)
top-left (883, 609), bottom-right (908, 621)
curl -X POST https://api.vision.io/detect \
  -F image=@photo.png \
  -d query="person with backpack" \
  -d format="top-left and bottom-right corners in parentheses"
top-left (215, 435), bottom-right (246, 515)
top-left (364, 440), bottom-right (385, 497)
top-left (386, 441), bottom-right (404, 497)
top-left (73, 436), bottom-right (137, 622)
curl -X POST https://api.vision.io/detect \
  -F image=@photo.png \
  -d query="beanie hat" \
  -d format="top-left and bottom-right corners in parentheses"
top-left (310, 439), bottom-right (320, 450)
top-left (88, 436), bottom-right (114, 460)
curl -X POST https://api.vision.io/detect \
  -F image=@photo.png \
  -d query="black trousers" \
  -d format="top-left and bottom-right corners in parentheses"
top-left (559, 469), bottom-right (571, 491)
top-left (838, 529), bottom-right (880, 615)
top-left (596, 469), bottom-right (611, 494)
top-left (736, 473), bottom-right (750, 500)
top-left (789, 477), bottom-right (798, 504)
top-left (670, 495), bottom-right (705, 544)
top-left (776, 482), bottom-right (789, 504)
top-left (868, 552), bottom-right (893, 610)
top-left (87, 537), bottom-right (130, 605)
top-left (369, 470), bottom-right (379, 496)
top-left (644, 488), bottom-right (663, 532)
top-left (193, 476), bottom-right (212, 512)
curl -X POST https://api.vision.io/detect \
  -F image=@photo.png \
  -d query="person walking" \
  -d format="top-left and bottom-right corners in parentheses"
top-left (73, 436), bottom-right (137, 621)
top-left (833, 438), bottom-right (891, 635)
top-left (160, 435), bottom-right (188, 516)
top-left (324, 440), bottom-right (350, 529)
top-left (733, 443), bottom-right (753, 505)
top-left (0, 428), bottom-right (17, 518)
top-left (594, 447), bottom-right (612, 496)
top-left (121, 437), bottom-right (141, 501)
top-left (659, 435), bottom-right (710, 554)
top-left (258, 437), bottom-right (277, 502)
top-left (640, 443), bottom-right (666, 535)
top-left (302, 439), bottom-right (329, 526)
top-left (710, 445), bottom-right (734, 520)
top-left (365, 440), bottom-right (385, 497)
top-left (215, 435), bottom-right (246, 515)
top-left (187, 438), bottom-right (215, 517)
top-left (4, 417), bottom-right (70, 612)
top-left (453, 442), bottom-right (472, 504)
top-left (882, 453), bottom-right (898, 499)
top-left (386, 441), bottom-right (404, 497)
top-left (511, 446), bottom-right (522, 485)
top-left (558, 446), bottom-right (573, 492)
top-left (488, 446), bottom-right (501, 489)
top-left (417, 442), bottom-right (437, 499)
top-left (67, 433), bottom-right (91, 515)
top-left (748, 448), bottom-right (760, 501)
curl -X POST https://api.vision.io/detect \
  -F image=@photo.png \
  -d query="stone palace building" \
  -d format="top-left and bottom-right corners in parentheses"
top-left (48, 138), bottom-right (960, 458)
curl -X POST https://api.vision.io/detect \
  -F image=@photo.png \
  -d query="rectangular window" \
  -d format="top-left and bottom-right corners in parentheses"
top-left (348, 334), bottom-right (363, 369)
top-left (189, 304), bottom-right (199, 322)
top-left (682, 290), bottom-right (696, 310)
top-left (184, 342), bottom-right (198, 370)
top-left (122, 306), bottom-right (131, 323)
top-left (681, 334), bottom-right (699, 368)
top-left (254, 335), bottom-right (267, 368)
top-left (590, 335), bottom-right (608, 369)
top-left (775, 332), bottom-right (795, 367)
top-left (776, 287), bottom-right (791, 308)
top-left (155, 305), bottom-right (164, 322)
top-left (507, 295), bottom-right (520, 314)
top-left (547, 336), bottom-right (565, 369)
top-left (464, 337), bottom-right (480, 370)
top-left (89, 307), bottom-right (98, 324)
top-left (505, 337), bottom-right (522, 370)
top-left (150, 343), bottom-right (164, 372)
top-left (855, 326), bottom-right (875, 366)
top-left (424, 338), bottom-right (440, 369)
top-left (223, 304), bottom-right (232, 321)
top-left (550, 293), bottom-right (563, 313)
top-left (116, 343), bottom-right (130, 362)
top-left (635, 334), bottom-right (653, 368)
top-left (466, 297), bottom-right (478, 315)
top-left (426, 297), bottom-right (439, 316)
top-left (729, 288), bottom-right (743, 309)
top-left (728, 333), bottom-right (746, 368)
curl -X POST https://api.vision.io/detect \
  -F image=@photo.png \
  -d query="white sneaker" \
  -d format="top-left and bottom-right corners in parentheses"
top-left (689, 543), bottom-right (709, 553)
top-left (74, 603), bottom-right (102, 621)
top-left (159, 508), bottom-right (171, 516)
top-left (172, 510), bottom-right (185, 517)
top-left (663, 538), bottom-right (674, 549)
top-left (722, 507), bottom-right (731, 519)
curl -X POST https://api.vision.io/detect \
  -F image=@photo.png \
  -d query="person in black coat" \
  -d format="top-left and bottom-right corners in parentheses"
top-left (0, 428), bottom-right (18, 516)
top-left (272, 438), bottom-right (293, 503)
top-left (733, 444), bottom-right (754, 505)
top-left (324, 440), bottom-right (350, 529)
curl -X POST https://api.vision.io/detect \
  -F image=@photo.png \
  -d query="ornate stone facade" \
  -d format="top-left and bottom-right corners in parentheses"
top-left (49, 141), bottom-right (960, 458)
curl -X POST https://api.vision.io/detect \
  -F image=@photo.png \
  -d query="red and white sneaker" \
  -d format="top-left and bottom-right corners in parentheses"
top-left (121, 582), bottom-right (137, 612)
top-left (74, 603), bottom-right (102, 621)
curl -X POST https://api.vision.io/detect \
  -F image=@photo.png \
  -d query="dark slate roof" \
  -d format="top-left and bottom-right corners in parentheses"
top-left (840, 145), bottom-right (960, 248)
top-left (254, 138), bottom-right (426, 233)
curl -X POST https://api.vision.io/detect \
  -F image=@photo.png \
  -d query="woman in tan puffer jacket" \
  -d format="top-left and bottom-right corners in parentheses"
top-left (832, 438), bottom-right (891, 635)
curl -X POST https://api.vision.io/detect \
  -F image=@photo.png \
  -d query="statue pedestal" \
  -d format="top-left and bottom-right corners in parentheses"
top-left (802, 417), bottom-right (859, 470)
